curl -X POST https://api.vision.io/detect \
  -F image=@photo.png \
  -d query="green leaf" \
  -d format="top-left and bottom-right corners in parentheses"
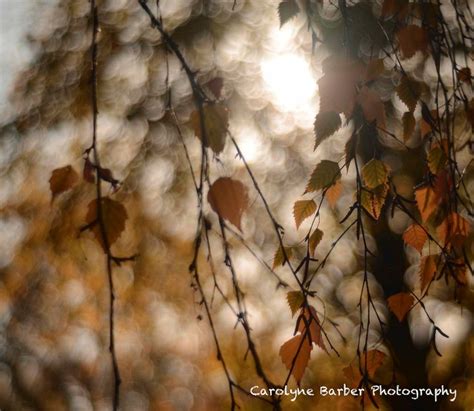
top-left (308, 228), bottom-right (324, 257)
top-left (362, 159), bottom-right (389, 189)
top-left (314, 111), bottom-right (342, 150)
top-left (305, 160), bottom-right (341, 193)
top-left (278, 0), bottom-right (299, 27)
top-left (287, 291), bottom-right (304, 316)
top-left (293, 200), bottom-right (317, 229)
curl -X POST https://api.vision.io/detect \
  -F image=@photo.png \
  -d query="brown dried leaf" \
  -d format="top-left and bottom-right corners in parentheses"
top-left (387, 292), bottom-right (414, 322)
top-left (85, 197), bottom-right (128, 251)
top-left (397, 76), bottom-right (423, 112)
top-left (314, 111), bottom-right (342, 149)
top-left (279, 334), bottom-right (312, 385)
top-left (273, 246), bottom-right (293, 269)
top-left (206, 77), bottom-right (224, 100)
top-left (305, 160), bottom-right (341, 193)
top-left (287, 291), bottom-right (304, 317)
top-left (49, 165), bottom-right (79, 199)
top-left (436, 212), bottom-right (470, 249)
top-left (308, 228), bottom-right (323, 257)
top-left (207, 177), bottom-right (248, 230)
top-left (83, 159), bottom-right (95, 183)
top-left (397, 25), bottom-right (428, 59)
top-left (402, 111), bottom-right (415, 141)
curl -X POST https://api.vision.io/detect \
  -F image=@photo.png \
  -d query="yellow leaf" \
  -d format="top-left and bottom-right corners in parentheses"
top-left (293, 200), bottom-right (317, 229)
top-left (273, 246), bottom-right (293, 269)
top-left (362, 159), bottom-right (389, 189)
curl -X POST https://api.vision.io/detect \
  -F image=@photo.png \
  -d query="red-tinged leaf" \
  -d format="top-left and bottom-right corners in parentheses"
top-left (360, 183), bottom-right (389, 220)
top-left (49, 165), bottom-right (79, 199)
top-left (287, 291), bottom-right (304, 316)
top-left (419, 254), bottom-right (438, 292)
top-left (308, 228), bottom-right (323, 257)
top-left (279, 334), bottom-right (312, 385)
top-left (314, 111), bottom-right (342, 149)
top-left (206, 77), bottom-right (224, 100)
top-left (278, 0), bottom-right (299, 27)
top-left (357, 86), bottom-right (386, 128)
top-left (403, 224), bottom-right (428, 254)
top-left (415, 186), bottom-right (441, 223)
top-left (436, 212), bottom-right (471, 249)
top-left (326, 180), bottom-right (343, 208)
top-left (85, 197), bottom-right (128, 251)
top-left (402, 111), bottom-right (415, 141)
top-left (273, 245), bottom-right (293, 269)
top-left (293, 200), bottom-right (317, 229)
top-left (83, 158), bottom-right (95, 183)
top-left (387, 292), bottom-right (414, 321)
top-left (190, 103), bottom-right (228, 154)
top-left (397, 25), bottom-right (428, 59)
top-left (208, 177), bottom-right (248, 230)
top-left (365, 59), bottom-right (385, 82)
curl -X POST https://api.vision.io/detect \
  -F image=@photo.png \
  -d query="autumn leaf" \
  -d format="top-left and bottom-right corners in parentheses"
top-left (305, 160), bottom-right (341, 193)
top-left (457, 67), bottom-right (471, 84)
top-left (279, 334), bottom-right (312, 385)
top-left (190, 103), bottom-right (228, 154)
top-left (273, 246), bottom-right (293, 269)
top-left (397, 76), bottom-right (423, 112)
top-left (314, 111), bottom-right (342, 149)
top-left (308, 228), bottom-right (323, 257)
top-left (326, 180), bottom-right (343, 208)
top-left (415, 185), bottom-right (441, 223)
top-left (278, 0), bottom-right (299, 27)
top-left (207, 177), bottom-right (248, 230)
top-left (85, 197), bottom-right (128, 251)
top-left (381, 0), bottom-right (409, 19)
top-left (279, 306), bottom-right (325, 385)
top-left (293, 200), bottom-right (317, 229)
top-left (419, 254), bottom-right (438, 292)
top-left (403, 224), bottom-right (427, 254)
top-left (397, 25), bottom-right (428, 58)
top-left (436, 212), bottom-right (470, 249)
top-left (365, 59), bottom-right (385, 82)
top-left (206, 77), bottom-right (224, 100)
top-left (357, 86), bottom-right (386, 128)
top-left (387, 292), bottom-right (414, 322)
top-left (287, 291), bottom-right (304, 317)
top-left (343, 350), bottom-right (386, 386)
top-left (49, 165), bottom-right (79, 199)
top-left (427, 147), bottom-right (447, 175)
top-left (402, 111), bottom-right (415, 141)
top-left (362, 159), bottom-right (389, 189)
top-left (360, 183), bottom-right (389, 220)
top-left (83, 159), bottom-right (95, 183)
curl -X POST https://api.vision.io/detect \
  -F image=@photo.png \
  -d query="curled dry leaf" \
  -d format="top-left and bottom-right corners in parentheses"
top-left (190, 103), bottom-right (228, 154)
top-left (207, 177), bottom-right (249, 230)
top-left (293, 200), bottom-right (317, 229)
top-left (85, 197), bottom-right (128, 252)
top-left (387, 292), bottom-right (414, 322)
top-left (403, 224), bottom-right (428, 254)
top-left (49, 165), bottom-right (79, 199)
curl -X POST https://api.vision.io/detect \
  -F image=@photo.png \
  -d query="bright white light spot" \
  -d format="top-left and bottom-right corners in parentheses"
top-left (261, 53), bottom-right (316, 112)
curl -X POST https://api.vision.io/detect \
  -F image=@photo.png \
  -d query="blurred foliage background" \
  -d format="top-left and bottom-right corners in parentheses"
top-left (0, 0), bottom-right (473, 410)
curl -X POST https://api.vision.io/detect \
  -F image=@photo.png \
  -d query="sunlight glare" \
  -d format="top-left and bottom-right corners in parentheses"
top-left (261, 53), bottom-right (316, 112)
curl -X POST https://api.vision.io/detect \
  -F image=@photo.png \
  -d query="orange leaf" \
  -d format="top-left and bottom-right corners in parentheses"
top-left (308, 229), bottom-right (323, 257)
top-left (279, 334), bottom-right (312, 385)
top-left (437, 212), bottom-right (470, 249)
top-left (387, 292), bottom-right (414, 321)
top-left (326, 180), bottom-right (343, 208)
top-left (419, 255), bottom-right (438, 292)
top-left (49, 165), bottom-right (79, 199)
top-left (293, 200), bottom-right (317, 229)
top-left (414, 186), bottom-right (440, 223)
top-left (403, 224), bottom-right (428, 254)
top-left (207, 177), bottom-right (248, 230)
